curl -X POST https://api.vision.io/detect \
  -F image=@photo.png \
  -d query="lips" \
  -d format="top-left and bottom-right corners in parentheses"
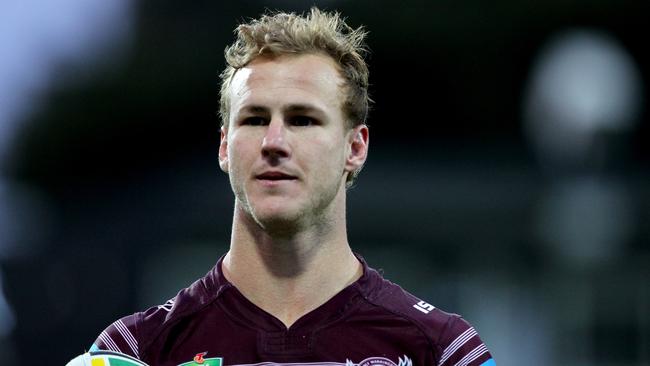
top-left (255, 171), bottom-right (297, 181)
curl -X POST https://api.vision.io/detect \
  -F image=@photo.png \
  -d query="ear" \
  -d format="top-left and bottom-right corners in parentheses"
top-left (345, 124), bottom-right (369, 173)
top-left (218, 126), bottom-right (229, 173)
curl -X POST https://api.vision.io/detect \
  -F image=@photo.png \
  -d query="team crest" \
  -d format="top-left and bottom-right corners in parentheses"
top-left (346, 356), bottom-right (412, 366)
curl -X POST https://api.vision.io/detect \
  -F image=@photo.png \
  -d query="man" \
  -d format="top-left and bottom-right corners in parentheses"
top-left (83, 8), bottom-right (495, 366)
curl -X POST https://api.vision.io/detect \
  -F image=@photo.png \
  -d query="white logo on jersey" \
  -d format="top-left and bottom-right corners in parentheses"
top-left (413, 300), bottom-right (435, 314)
top-left (157, 299), bottom-right (175, 312)
top-left (346, 356), bottom-right (412, 366)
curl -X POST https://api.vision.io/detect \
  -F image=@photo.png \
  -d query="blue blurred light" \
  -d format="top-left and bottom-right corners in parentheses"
top-left (0, 0), bottom-right (134, 162)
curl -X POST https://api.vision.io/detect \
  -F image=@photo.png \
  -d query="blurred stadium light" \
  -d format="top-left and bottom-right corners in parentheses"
top-left (0, 0), bottom-right (133, 161)
top-left (522, 28), bottom-right (647, 364)
top-left (523, 28), bottom-right (642, 265)
top-left (523, 29), bottom-right (643, 170)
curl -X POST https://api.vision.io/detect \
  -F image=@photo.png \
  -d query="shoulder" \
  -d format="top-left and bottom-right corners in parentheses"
top-left (360, 266), bottom-right (494, 365)
top-left (91, 268), bottom-right (224, 359)
top-left (360, 270), bottom-right (454, 345)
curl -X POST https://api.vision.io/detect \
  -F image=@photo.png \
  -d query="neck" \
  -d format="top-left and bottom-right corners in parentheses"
top-left (222, 192), bottom-right (362, 328)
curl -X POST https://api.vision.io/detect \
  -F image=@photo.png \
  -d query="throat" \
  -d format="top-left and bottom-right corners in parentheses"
top-left (222, 249), bottom-right (363, 329)
top-left (246, 275), bottom-right (343, 328)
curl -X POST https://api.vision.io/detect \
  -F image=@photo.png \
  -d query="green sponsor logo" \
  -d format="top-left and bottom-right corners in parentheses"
top-left (108, 358), bottom-right (147, 366)
top-left (178, 357), bottom-right (223, 366)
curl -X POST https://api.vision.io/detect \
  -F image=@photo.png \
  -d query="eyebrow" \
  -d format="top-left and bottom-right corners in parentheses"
top-left (239, 104), bottom-right (326, 117)
top-left (240, 105), bottom-right (268, 114)
top-left (283, 104), bottom-right (324, 115)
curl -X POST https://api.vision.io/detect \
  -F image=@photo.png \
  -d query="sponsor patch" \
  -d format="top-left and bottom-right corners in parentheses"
top-left (178, 353), bottom-right (223, 366)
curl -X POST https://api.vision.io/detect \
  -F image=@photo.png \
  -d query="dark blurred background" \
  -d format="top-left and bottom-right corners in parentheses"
top-left (0, 0), bottom-right (649, 365)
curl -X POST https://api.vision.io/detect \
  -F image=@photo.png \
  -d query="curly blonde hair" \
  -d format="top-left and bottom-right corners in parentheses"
top-left (218, 7), bottom-right (370, 129)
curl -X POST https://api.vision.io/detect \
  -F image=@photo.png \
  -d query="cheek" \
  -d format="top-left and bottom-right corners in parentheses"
top-left (228, 130), bottom-right (260, 157)
top-left (227, 137), bottom-right (255, 175)
top-left (304, 136), bottom-right (347, 172)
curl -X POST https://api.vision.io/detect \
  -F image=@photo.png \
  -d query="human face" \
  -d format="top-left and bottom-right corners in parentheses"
top-left (219, 54), bottom-right (368, 231)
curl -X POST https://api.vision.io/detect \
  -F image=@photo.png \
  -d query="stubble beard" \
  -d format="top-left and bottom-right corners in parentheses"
top-left (234, 175), bottom-right (345, 239)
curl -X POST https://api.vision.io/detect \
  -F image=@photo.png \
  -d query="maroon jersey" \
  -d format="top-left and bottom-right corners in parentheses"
top-left (92, 255), bottom-right (494, 366)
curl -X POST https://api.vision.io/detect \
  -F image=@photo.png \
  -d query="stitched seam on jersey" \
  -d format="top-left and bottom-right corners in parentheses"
top-left (435, 313), bottom-right (457, 362)
top-left (134, 308), bottom-right (143, 361)
top-left (138, 280), bottom-right (230, 358)
top-left (99, 331), bottom-right (121, 353)
top-left (114, 319), bottom-right (139, 356)
top-left (453, 343), bottom-right (487, 366)
top-left (307, 291), bottom-right (365, 341)
top-left (438, 327), bottom-right (477, 365)
top-left (216, 285), bottom-right (285, 333)
top-left (357, 286), bottom-right (437, 359)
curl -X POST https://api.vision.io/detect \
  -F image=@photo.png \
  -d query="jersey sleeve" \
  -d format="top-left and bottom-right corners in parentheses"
top-left (90, 314), bottom-right (141, 359)
top-left (437, 316), bottom-right (494, 366)
top-left (89, 296), bottom-right (178, 362)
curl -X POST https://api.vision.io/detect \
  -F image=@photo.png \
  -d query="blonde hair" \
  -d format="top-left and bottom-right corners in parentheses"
top-left (218, 7), bottom-right (370, 129)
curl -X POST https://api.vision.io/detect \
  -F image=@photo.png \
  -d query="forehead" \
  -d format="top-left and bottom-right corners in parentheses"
top-left (229, 54), bottom-right (345, 114)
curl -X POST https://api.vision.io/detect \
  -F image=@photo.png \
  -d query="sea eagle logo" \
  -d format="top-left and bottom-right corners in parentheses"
top-left (346, 356), bottom-right (412, 366)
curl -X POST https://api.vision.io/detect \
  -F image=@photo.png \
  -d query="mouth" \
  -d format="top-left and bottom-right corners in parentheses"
top-left (255, 171), bottom-right (298, 181)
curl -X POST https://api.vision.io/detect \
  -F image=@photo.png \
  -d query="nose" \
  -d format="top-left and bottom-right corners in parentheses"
top-left (261, 118), bottom-right (290, 160)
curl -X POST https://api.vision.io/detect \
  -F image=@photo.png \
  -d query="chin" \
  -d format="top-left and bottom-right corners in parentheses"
top-left (249, 202), bottom-right (306, 232)
top-left (254, 206), bottom-right (299, 225)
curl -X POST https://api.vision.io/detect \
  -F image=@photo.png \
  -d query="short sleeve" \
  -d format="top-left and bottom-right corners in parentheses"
top-left (437, 316), bottom-right (494, 366)
top-left (91, 314), bottom-right (141, 359)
